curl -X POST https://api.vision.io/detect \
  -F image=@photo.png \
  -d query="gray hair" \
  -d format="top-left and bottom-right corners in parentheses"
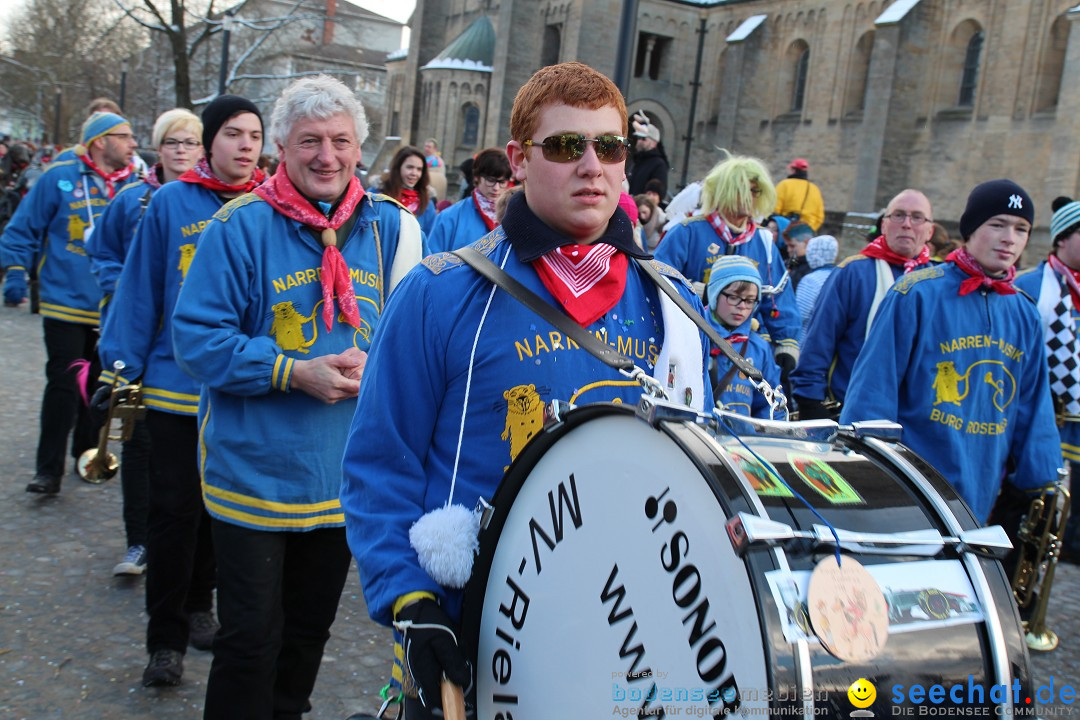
top-left (269, 75), bottom-right (368, 148)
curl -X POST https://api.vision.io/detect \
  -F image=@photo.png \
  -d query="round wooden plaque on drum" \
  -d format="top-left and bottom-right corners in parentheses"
top-left (807, 556), bottom-right (889, 663)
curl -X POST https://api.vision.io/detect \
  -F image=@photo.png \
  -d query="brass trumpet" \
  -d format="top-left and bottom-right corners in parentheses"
top-left (1010, 470), bottom-right (1071, 652)
top-left (77, 360), bottom-right (146, 484)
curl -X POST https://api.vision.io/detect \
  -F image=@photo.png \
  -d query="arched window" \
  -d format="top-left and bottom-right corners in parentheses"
top-left (789, 41), bottom-right (810, 112)
top-left (541, 24), bottom-right (561, 67)
top-left (958, 30), bottom-right (983, 107)
top-left (844, 31), bottom-right (874, 115)
top-left (461, 104), bottom-right (480, 147)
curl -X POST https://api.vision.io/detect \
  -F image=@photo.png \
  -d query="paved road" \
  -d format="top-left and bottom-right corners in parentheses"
top-left (1, 303), bottom-right (1078, 718)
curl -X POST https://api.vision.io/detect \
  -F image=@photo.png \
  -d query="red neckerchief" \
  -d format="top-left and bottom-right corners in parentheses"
top-left (709, 333), bottom-right (748, 356)
top-left (860, 235), bottom-right (930, 274)
top-left (707, 212), bottom-right (756, 246)
top-left (144, 163), bottom-right (163, 190)
top-left (78, 152), bottom-right (134, 199)
top-left (398, 187), bottom-right (420, 214)
top-left (1048, 254), bottom-right (1080, 307)
top-left (473, 189), bottom-right (498, 232)
top-left (179, 157), bottom-right (266, 194)
top-left (254, 162), bottom-right (366, 331)
top-left (533, 243), bottom-right (627, 327)
top-left (947, 247), bottom-right (1017, 296)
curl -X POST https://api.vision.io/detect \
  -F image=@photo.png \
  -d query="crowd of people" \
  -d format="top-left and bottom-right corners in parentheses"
top-left (0, 60), bottom-right (1076, 718)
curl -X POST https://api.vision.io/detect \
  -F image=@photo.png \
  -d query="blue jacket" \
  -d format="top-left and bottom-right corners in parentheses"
top-left (0, 159), bottom-right (138, 324)
top-left (172, 191), bottom-right (422, 531)
top-left (707, 312), bottom-right (784, 420)
top-left (366, 188), bottom-right (436, 237)
top-left (655, 218), bottom-right (800, 356)
top-left (839, 263), bottom-right (1061, 523)
top-left (87, 179), bottom-right (156, 304)
top-left (98, 181), bottom-right (225, 415)
top-left (340, 228), bottom-right (713, 626)
top-left (1015, 261), bottom-right (1080, 464)
top-left (426, 196), bottom-right (493, 255)
top-left (791, 254), bottom-right (904, 403)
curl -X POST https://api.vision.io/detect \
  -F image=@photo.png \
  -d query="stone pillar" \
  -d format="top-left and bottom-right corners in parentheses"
top-left (851, 22), bottom-right (900, 211)
top-left (1046, 9), bottom-right (1080, 197)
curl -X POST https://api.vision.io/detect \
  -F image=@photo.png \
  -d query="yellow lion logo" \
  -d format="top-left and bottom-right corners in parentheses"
top-left (269, 301), bottom-right (319, 354)
top-left (932, 361), bottom-right (963, 406)
top-left (177, 244), bottom-right (195, 280)
top-left (68, 214), bottom-right (89, 241)
top-left (501, 384), bottom-right (545, 466)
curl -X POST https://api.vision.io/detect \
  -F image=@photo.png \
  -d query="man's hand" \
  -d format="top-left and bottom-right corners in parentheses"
top-left (394, 598), bottom-right (472, 711)
top-left (89, 382), bottom-right (114, 425)
top-left (3, 268), bottom-right (27, 307)
top-left (289, 347), bottom-right (367, 403)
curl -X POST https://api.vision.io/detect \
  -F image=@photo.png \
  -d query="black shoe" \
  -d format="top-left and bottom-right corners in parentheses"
top-left (142, 649), bottom-right (183, 687)
top-left (26, 474), bottom-right (60, 494)
top-left (188, 611), bottom-right (219, 651)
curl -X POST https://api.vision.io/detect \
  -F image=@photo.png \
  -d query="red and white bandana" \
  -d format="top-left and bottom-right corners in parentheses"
top-left (533, 243), bottom-right (628, 327)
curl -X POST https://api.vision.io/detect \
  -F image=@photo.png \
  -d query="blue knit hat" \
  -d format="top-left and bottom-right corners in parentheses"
top-left (1050, 197), bottom-right (1080, 245)
top-left (81, 112), bottom-right (130, 147)
top-left (708, 255), bottom-right (761, 304)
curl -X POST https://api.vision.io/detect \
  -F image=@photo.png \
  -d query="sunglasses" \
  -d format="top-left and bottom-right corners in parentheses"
top-left (522, 134), bottom-right (630, 164)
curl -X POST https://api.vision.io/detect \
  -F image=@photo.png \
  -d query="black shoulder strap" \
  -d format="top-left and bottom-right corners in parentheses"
top-left (633, 258), bottom-right (762, 381)
top-left (453, 246), bottom-right (634, 372)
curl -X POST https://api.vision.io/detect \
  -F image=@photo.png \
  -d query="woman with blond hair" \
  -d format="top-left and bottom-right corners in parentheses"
top-left (655, 151), bottom-right (801, 382)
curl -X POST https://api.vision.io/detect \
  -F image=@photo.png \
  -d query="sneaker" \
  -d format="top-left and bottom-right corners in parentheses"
top-left (113, 545), bottom-right (147, 576)
top-left (142, 649), bottom-right (183, 687)
top-left (188, 611), bottom-right (219, 651)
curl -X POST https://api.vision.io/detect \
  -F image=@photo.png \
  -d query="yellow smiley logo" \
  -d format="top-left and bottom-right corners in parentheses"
top-left (848, 678), bottom-right (876, 708)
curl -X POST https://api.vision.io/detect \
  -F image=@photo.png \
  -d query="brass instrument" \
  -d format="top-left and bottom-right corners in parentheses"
top-left (1010, 469), bottom-right (1071, 652)
top-left (77, 360), bottom-right (145, 484)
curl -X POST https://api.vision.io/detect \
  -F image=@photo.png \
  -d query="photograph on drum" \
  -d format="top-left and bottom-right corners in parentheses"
top-left (766, 560), bottom-right (985, 646)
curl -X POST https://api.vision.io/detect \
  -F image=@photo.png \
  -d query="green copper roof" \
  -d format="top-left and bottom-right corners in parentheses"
top-left (424, 15), bottom-right (495, 71)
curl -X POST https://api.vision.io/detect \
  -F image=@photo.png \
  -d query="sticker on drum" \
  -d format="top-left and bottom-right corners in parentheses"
top-left (807, 556), bottom-right (889, 663)
top-left (463, 410), bottom-right (769, 718)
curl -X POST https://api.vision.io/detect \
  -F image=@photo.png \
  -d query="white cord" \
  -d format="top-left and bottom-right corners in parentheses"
top-left (447, 244), bottom-right (511, 507)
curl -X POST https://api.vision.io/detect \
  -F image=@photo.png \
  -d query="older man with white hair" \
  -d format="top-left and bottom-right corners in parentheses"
top-left (172, 75), bottom-right (423, 719)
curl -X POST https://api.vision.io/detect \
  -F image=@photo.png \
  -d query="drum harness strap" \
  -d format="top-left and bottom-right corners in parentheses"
top-left (453, 246), bottom-right (786, 415)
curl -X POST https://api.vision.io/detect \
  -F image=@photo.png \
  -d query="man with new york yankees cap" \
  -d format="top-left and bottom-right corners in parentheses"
top-left (840, 179), bottom-right (1062, 524)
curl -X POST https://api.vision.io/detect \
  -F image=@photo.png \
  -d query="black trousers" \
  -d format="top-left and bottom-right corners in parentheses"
top-left (203, 520), bottom-right (352, 720)
top-left (120, 417), bottom-right (150, 547)
top-left (37, 318), bottom-right (100, 478)
top-left (145, 410), bottom-right (215, 653)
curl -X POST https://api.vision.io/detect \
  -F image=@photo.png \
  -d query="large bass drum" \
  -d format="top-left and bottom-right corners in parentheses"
top-left (460, 401), bottom-right (1032, 718)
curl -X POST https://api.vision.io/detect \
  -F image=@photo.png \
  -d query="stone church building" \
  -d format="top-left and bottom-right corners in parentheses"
top-left (387, 0), bottom-right (1080, 236)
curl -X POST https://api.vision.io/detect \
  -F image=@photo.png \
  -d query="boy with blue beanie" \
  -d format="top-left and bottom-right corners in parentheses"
top-left (707, 255), bottom-right (784, 418)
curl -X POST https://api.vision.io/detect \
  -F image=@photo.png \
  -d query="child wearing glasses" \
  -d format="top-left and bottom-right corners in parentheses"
top-left (341, 61), bottom-right (714, 719)
top-left (707, 255), bottom-right (784, 419)
top-left (426, 147), bottom-right (511, 254)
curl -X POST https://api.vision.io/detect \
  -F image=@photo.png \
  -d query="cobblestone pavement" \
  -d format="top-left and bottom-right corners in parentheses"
top-left (1, 303), bottom-right (1078, 719)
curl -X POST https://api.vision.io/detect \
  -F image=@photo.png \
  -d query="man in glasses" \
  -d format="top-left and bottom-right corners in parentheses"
top-left (841, 180), bottom-right (1060, 525)
top-left (1, 111), bottom-right (139, 495)
top-left (791, 188), bottom-right (935, 419)
top-left (426, 147), bottom-right (511, 254)
top-left (341, 61), bottom-right (713, 718)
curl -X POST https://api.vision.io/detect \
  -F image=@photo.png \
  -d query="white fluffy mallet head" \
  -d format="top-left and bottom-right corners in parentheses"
top-left (409, 503), bottom-right (481, 589)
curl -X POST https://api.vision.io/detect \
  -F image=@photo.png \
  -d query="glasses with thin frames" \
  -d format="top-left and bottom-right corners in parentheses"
top-left (522, 134), bottom-right (630, 164)
top-left (162, 138), bottom-right (201, 149)
top-left (719, 291), bottom-right (759, 309)
top-left (106, 132), bottom-right (136, 142)
top-left (886, 210), bottom-right (930, 226)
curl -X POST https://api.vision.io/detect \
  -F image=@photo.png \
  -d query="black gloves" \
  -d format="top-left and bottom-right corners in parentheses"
top-left (394, 598), bottom-right (472, 710)
top-left (89, 382), bottom-right (113, 425)
top-left (792, 394), bottom-right (829, 420)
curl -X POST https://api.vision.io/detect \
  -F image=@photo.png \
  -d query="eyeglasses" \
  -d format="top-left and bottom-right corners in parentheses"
top-left (719, 291), bottom-right (759, 309)
top-left (478, 175), bottom-right (510, 187)
top-left (106, 132), bottom-right (136, 142)
top-left (161, 138), bottom-right (201, 149)
top-left (886, 210), bottom-right (930, 226)
top-left (522, 134), bottom-right (630, 164)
